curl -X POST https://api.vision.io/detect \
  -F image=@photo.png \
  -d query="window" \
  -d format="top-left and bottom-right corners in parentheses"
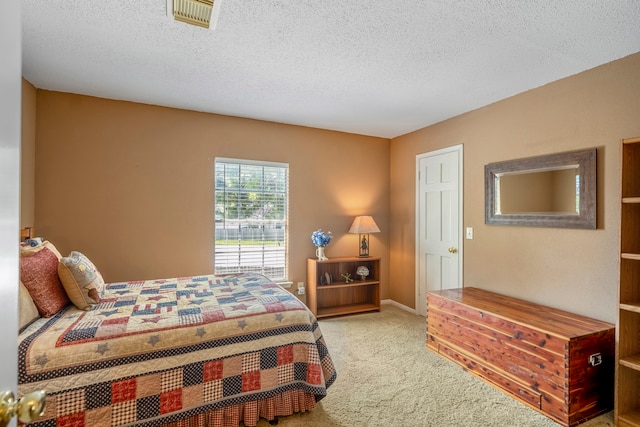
top-left (214, 158), bottom-right (288, 281)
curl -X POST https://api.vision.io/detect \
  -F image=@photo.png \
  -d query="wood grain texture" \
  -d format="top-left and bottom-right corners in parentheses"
top-left (307, 257), bottom-right (380, 318)
top-left (426, 287), bottom-right (614, 427)
top-left (616, 137), bottom-right (640, 427)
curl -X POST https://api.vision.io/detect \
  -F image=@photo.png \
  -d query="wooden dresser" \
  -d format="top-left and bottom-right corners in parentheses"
top-left (426, 287), bottom-right (615, 427)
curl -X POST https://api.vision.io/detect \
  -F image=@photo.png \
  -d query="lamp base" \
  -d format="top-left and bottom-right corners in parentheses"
top-left (358, 233), bottom-right (370, 257)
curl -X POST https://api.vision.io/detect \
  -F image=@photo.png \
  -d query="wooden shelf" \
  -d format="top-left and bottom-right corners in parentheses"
top-left (622, 253), bottom-right (640, 261)
top-left (317, 280), bottom-right (378, 289)
top-left (621, 302), bottom-right (640, 314)
top-left (620, 354), bottom-right (640, 372)
top-left (317, 303), bottom-right (380, 318)
top-left (616, 136), bottom-right (640, 427)
top-left (307, 257), bottom-right (380, 318)
top-left (312, 256), bottom-right (376, 263)
top-left (619, 410), bottom-right (640, 427)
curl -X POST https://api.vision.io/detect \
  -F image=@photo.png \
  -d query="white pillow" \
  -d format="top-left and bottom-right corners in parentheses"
top-left (19, 280), bottom-right (40, 330)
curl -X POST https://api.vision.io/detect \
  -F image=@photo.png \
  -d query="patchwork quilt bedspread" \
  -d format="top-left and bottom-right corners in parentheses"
top-left (19, 273), bottom-right (336, 426)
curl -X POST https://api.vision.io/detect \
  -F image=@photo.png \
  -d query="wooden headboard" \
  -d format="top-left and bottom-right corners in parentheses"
top-left (20, 227), bottom-right (35, 241)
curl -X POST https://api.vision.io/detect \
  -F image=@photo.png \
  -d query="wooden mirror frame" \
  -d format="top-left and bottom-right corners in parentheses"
top-left (485, 148), bottom-right (596, 229)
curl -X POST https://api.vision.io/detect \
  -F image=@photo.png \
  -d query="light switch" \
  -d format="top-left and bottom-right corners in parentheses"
top-left (466, 227), bottom-right (473, 240)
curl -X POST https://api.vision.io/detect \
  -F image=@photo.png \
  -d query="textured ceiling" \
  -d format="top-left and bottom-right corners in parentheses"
top-left (21, 1), bottom-right (640, 138)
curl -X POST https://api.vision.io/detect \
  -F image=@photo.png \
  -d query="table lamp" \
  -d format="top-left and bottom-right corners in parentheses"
top-left (348, 215), bottom-right (380, 257)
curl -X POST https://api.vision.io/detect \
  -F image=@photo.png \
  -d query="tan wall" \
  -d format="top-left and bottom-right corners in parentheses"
top-left (27, 51), bottom-right (640, 322)
top-left (390, 52), bottom-right (640, 323)
top-left (21, 79), bottom-right (37, 228)
top-left (32, 91), bottom-right (390, 298)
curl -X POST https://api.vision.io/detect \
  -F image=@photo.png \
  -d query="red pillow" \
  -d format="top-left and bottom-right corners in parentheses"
top-left (20, 247), bottom-right (70, 317)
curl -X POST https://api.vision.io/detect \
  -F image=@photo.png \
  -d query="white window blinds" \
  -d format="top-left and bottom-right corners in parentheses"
top-left (214, 158), bottom-right (288, 281)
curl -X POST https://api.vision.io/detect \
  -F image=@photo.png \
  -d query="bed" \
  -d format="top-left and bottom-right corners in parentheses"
top-left (18, 238), bottom-right (336, 427)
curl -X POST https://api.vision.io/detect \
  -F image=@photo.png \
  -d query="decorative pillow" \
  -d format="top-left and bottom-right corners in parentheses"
top-left (19, 280), bottom-right (40, 330)
top-left (20, 240), bottom-right (62, 260)
top-left (20, 247), bottom-right (70, 317)
top-left (58, 251), bottom-right (105, 310)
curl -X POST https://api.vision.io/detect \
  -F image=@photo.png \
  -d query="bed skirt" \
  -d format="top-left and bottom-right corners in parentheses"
top-left (160, 389), bottom-right (317, 427)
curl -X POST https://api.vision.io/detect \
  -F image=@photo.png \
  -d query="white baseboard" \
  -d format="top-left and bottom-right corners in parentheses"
top-left (381, 299), bottom-right (417, 315)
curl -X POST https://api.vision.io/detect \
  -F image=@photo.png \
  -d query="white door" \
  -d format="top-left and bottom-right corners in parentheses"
top-left (416, 145), bottom-right (463, 316)
top-left (1, 0), bottom-right (21, 425)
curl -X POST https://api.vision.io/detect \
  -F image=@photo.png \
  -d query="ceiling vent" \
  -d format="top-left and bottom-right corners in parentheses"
top-left (168, 0), bottom-right (222, 29)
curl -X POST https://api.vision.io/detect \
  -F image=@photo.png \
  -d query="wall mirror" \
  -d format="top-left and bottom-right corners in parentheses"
top-left (485, 148), bottom-right (596, 229)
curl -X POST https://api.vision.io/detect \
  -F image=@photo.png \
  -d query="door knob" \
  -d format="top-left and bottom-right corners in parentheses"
top-left (0, 390), bottom-right (46, 427)
top-left (448, 247), bottom-right (458, 253)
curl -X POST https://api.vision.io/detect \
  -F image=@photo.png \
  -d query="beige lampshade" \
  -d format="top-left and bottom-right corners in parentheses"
top-left (349, 216), bottom-right (380, 257)
top-left (348, 216), bottom-right (380, 234)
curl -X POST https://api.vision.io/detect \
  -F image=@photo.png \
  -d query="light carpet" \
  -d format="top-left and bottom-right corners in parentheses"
top-left (255, 304), bottom-right (615, 427)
